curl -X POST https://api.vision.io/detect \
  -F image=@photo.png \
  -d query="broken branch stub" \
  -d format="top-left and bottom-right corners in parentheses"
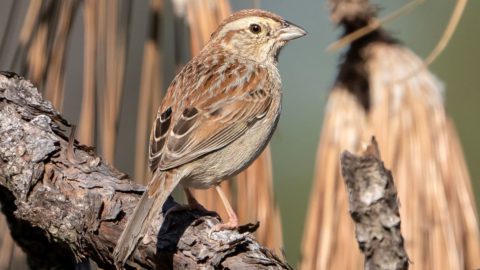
top-left (341, 138), bottom-right (409, 270)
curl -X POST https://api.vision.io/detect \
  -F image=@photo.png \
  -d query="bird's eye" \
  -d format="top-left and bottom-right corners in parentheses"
top-left (249, 24), bottom-right (262, 34)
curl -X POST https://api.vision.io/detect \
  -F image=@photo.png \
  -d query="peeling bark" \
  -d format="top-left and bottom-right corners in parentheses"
top-left (0, 72), bottom-right (290, 269)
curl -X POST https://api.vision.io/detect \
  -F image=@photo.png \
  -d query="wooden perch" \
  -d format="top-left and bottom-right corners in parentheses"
top-left (341, 138), bottom-right (409, 270)
top-left (0, 72), bottom-right (290, 269)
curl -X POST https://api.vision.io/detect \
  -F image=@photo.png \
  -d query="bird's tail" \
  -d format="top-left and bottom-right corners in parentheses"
top-left (113, 170), bottom-right (180, 268)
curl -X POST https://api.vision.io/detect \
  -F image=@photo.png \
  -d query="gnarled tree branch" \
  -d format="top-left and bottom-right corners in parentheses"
top-left (0, 72), bottom-right (290, 269)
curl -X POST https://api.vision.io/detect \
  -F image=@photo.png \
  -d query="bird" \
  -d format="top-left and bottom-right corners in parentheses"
top-left (113, 9), bottom-right (306, 267)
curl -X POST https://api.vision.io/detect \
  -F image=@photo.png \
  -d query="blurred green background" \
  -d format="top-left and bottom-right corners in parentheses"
top-left (0, 0), bottom-right (478, 266)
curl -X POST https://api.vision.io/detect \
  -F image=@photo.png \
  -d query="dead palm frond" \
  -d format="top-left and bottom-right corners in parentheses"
top-left (300, 0), bottom-right (480, 269)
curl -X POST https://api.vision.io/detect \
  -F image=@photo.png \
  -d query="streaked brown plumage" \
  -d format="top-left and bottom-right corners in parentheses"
top-left (113, 9), bottom-right (305, 267)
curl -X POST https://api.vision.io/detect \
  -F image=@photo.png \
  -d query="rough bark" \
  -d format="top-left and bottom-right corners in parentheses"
top-left (340, 138), bottom-right (409, 270)
top-left (0, 72), bottom-right (290, 270)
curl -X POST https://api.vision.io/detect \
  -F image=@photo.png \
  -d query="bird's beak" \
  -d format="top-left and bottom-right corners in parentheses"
top-left (279, 21), bottom-right (307, 41)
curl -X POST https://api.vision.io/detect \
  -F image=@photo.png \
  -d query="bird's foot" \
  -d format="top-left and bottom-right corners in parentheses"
top-left (208, 215), bottom-right (238, 237)
top-left (212, 219), bottom-right (238, 231)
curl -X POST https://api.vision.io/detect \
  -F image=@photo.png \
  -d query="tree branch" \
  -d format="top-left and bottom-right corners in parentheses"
top-left (341, 138), bottom-right (409, 270)
top-left (0, 72), bottom-right (290, 269)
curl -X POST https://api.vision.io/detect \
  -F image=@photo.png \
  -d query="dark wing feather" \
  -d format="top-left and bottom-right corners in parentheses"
top-left (149, 107), bottom-right (172, 170)
top-left (149, 60), bottom-right (273, 171)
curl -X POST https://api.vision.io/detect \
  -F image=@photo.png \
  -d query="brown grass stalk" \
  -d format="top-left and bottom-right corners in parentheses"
top-left (8, 0), bottom-right (42, 71)
top-left (105, 0), bottom-right (118, 159)
top-left (95, 0), bottom-right (130, 163)
top-left (98, 0), bottom-right (117, 163)
top-left (134, 38), bottom-right (159, 184)
top-left (134, 0), bottom-right (165, 184)
top-left (236, 147), bottom-right (284, 250)
top-left (78, 0), bottom-right (97, 145)
top-left (26, 22), bottom-right (47, 87)
top-left (18, 0), bottom-right (43, 45)
top-left (44, 1), bottom-right (78, 110)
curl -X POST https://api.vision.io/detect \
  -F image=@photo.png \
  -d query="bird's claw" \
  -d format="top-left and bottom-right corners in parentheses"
top-left (208, 219), bottom-right (238, 238)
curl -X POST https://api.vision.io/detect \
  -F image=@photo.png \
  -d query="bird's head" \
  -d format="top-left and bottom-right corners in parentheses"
top-left (208, 9), bottom-right (306, 63)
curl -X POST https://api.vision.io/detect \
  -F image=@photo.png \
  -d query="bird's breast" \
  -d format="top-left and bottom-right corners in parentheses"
top-left (180, 95), bottom-right (281, 189)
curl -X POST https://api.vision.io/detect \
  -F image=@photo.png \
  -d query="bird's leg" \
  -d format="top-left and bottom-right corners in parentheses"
top-left (164, 187), bottom-right (215, 216)
top-left (212, 185), bottom-right (238, 231)
top-left (183, 187), bottom-right (209, 212)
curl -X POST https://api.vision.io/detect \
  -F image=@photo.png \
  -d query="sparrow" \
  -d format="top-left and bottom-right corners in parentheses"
top-left (113, 9), bottom-right (306, 267)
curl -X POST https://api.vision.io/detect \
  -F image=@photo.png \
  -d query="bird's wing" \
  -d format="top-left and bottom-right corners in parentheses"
top-left (149, 61), bottom-right (275, 171)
